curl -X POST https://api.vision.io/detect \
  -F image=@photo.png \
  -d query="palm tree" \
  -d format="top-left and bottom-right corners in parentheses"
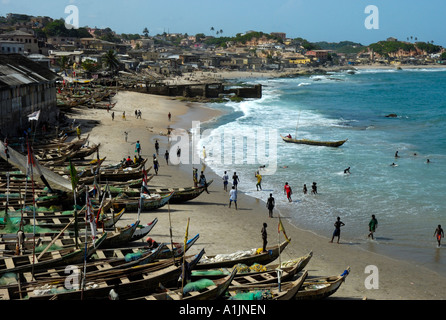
top-left (219, 29), bottom-right (223, 35)
top-left (102, 50), bottom-right (120, 74)
top-left (143, 27), bottom-right (149, 37)
top-left (210, 26), bottom-right (214, 35)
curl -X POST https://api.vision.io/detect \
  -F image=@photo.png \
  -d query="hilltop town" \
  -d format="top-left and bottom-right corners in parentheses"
top-left (1, 12), bottom-right (445, 84)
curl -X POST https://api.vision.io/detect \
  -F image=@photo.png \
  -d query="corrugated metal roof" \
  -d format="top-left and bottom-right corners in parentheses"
top-left (0, 53), bottom-right (59, 89)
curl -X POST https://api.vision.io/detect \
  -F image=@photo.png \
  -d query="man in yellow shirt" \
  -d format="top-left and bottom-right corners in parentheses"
top-left (255, 171), bottom-right (262, 191)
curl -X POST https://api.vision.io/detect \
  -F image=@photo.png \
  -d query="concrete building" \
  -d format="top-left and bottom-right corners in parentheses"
top-left (0, 41), bottom-right (25, 54)
top-left (0, 54), bottom-right (60, 137)
top-left (0, 30), bottom-right (39, 54)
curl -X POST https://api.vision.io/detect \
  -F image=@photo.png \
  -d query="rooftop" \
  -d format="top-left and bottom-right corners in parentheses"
top-left (0, 53), bottom-right (59, 89)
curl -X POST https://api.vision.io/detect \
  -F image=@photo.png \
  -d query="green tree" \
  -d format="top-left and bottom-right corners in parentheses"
top-left (102, 50), bottom-right (120, 74)
top-left (143, 27), bottom-right (149, 37)
top-left (82, 59), bottom-right (101, 73)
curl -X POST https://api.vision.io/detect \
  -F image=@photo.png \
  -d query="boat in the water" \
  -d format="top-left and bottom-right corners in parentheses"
top-left (280, 135), bottom-right (347, 147)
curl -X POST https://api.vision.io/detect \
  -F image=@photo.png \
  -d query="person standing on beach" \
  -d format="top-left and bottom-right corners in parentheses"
top-left (193, 168), bottom-right (198, 187)
top-left (232, 172), bottom-right (240, 190)
top-left (330, 217), bottom-right (345, 244)
top-left (266, 193), bottom-right (275, 218)
top-left (155, 140), bottom-right (159, 155)
top-left (124, 131), bottom-right (128, 142)
top-left (135, 140), bottom-right (141, 156)
top-left (255, 171), bottom-right (262, 191)
top-left (229, 186), bottom-right (237, 210)
top-left (434, 225), bottom-right (444, 247)
top-left (122, 111), bottom-right (126, 120)
top-left (153, 157), bottom-right (159, 175)
top-left (111, 111), bottom-right (114, 121)
top-left (199, 171), bottom-right (210, 194)
top-left (222, 171), bottom-right (229, 191)
top-left (303, 184), bottom-right (307, 195)
top-left (76, 126), bottom-right (81, 139)
top-left (284, 182), bottom-right (292, 202)
top-left (368, 215), bottom-right (378, 240)
top-left (177, 146), bottom-right (181, 159)
top-left (261, 223), bottom-right (268, 252)
top-left (164, 150), bottom-right (169, 165)
top-left (168, 112), bottom-right (171, 121)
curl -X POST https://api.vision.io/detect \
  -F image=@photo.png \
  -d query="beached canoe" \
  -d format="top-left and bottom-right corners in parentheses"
top-left (26, 249), bottom-right (205, 300)
top-left (195, 240), bottom-right (290, 270)
top-left (0, 232), bottom-right (107, 275)
top-left (225, 270), bottom-right (308, 300)
top-left (280, 135), bottom-right (348, 147)
top-left (133, 268), bottom-right (238, 301)
top-left (191, 251), bottom-right (312, 285)
top-left (109, 192), bottom-right (174, 212)
top-left (293, 267), bottom-right (351, 300)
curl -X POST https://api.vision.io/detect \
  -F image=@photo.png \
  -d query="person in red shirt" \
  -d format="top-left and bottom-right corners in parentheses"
top-left (284, 182), bottom-right (292, 202)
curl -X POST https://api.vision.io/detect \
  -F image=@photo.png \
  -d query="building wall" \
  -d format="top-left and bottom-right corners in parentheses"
top-left (0, 81), bottom-right (58, 136)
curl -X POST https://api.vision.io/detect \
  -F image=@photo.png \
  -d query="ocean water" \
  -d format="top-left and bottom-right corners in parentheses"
top-left (197, 68), bottom-right (446, 276)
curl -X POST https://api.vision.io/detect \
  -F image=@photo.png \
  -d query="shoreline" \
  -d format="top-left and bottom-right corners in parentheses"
top-left (68, 89), bottom-right (446, 300)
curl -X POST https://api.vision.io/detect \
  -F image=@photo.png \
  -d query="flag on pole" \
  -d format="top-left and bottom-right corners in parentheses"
top-left (278, 216), bottom-right (290, 242)
top-left (86, 190), bottom-right (97, 243)
top-left (27, 110), bottom-right (40, 121)
top-left (69, 159), bottom-right (79, 191)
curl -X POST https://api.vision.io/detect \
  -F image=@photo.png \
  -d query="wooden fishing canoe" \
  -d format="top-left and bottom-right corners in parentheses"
top-left (195, 240), bottom-right (290, 270)
top-left (26, 249), bottom-right (205, 300)
top-left (293, 267), bottom-right (351, 300)
top-left (109, 192), bottom-right (174, 212)
top-left (225, 270), bottom-right (308, 300)
top-left (0, 232), bottom-right (107, 275)
top-left (280, 135), bottom-right (348, 147)
top-left (191, 251), bottom-right (312, 285)
top-left (134, 268), bottom-right (238, 301)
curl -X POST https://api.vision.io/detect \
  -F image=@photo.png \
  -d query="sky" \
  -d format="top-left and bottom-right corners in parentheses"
top-left (1, 0), bottom-right (445, 46)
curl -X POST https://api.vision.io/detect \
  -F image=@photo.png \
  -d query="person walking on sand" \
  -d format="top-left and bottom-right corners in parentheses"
top-left (255, 171), bottom-right (262, 191)
top-left (232, 172), bottom-right (240, 190)
top-left (368, 215), bottom-right (378, 240)
top-left (266, 193), bottom-right (275, 218)
top-left (199, 171), bottom-right (209, 194)
top-left (330, 217), bottom-right (345, 244)
top-left (284, 182), bottom-right (292, 202)
top-left (222, 171), bottom-right (229, 191)
top-left (261, 223), bottom-right (268, 252)
top-left (434, 225), bottom-right (444, 247)
top-left (164, 150), bottom-right (169, 165)
top-left (229, 186), bottom-right (237, 210)
top-left (155, 140), bottom-right (159, 155)
top-left (76, 126), bottom-right (81, 139)
top-left (153, 157), bottom-right (159, 175)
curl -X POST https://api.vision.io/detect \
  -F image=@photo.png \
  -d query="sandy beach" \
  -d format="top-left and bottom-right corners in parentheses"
top-left (68, 89), bottom-right (446, 300)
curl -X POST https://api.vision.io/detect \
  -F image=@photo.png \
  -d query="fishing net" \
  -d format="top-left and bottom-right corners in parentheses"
top-left (0, 273), bottom-right (18, 286)
top-left (233, 264), bottom-right (249, 273)
top-left (183, 279), bottom-right (215, 295)
top-left (249, 263), bottom-right (267, 272)
top-left (228, 290), bottom-right (273, 300)
top-left (124, 251), bottom-right (143, 262)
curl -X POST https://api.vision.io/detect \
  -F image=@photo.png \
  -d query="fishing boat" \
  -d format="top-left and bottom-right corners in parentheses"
top-left (106, 180), bottom-right (212, 204)
top-left (293, 267), bottom-right (351, 300)
top-left (26, 249), bottom-right (205, 300)
top-left (133, 268), bottom-right (238, 301)
top-left (194, 240), bottom-right (290, 270)
top-left (191, 251), bottom-right (312, 285)
top-left (280, 135), bottom-right (348, 147)
top-left (109, 192), bottom-right (174, 212)
top-left (0, 232), bottom-right (107, 275)
top-left (225, 270), bottom-right (308, 300)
